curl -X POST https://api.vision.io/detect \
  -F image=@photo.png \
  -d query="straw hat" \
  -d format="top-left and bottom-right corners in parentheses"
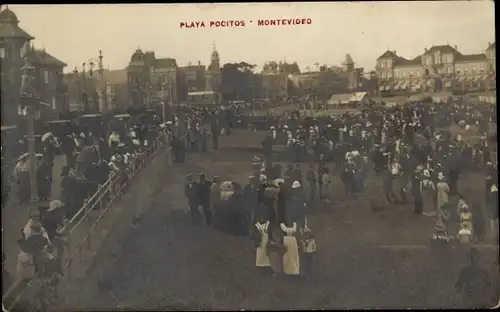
top-left (18, 152), bottom-right (30, 161)
top-left (29, 219), bottom-right (42, 231)
top-left (292, 181), bottom-right (301, 189)
top-left (259, 174), bottom-right (267, 183)
top-left (437, 172), bottom-right (445, 181)
top-left (435, 220), bottom-right (446, 232)
top-left (274, 178), bottom-right (285, 184)
top-left (47, 200), bottom-right (64, 212)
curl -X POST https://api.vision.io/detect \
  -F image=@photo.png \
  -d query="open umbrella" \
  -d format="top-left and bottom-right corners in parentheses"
top-left (41, 132), bottom-right (54, 142)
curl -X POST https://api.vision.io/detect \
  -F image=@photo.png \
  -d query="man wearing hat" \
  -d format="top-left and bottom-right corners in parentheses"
top-left (184, 174), bottom-right (201, 224)
top-left (197, 173), bottom-right (213, 225)
top-left (243, 176), bottom-right (259, 227)
top-left (36, 154), bottom-right (52, 202)
top-left (287, 181), bottom-right (306, 230)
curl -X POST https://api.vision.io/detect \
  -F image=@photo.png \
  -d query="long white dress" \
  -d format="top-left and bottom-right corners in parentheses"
top-left (255, 221), bottom-right (271, 267)
top-left (280, 222), bottom-right (300, 276)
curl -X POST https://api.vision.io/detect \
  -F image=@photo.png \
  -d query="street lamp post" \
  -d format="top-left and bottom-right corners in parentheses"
top-left (87, 51), bottom-right (105, 112)
top-left (19, 42), bottom-right (43, 209)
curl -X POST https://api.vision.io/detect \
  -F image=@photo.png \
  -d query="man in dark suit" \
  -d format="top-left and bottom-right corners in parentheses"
top-left (197, 173), bottom-right (213, 225)
top-left (184, 173), bottom-right (201, 224)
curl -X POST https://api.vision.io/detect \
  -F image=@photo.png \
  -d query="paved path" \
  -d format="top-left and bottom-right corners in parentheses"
top-left (59, 131), bottom-right (499, 310)
top-left (2, 155), bottom-right (66, 281)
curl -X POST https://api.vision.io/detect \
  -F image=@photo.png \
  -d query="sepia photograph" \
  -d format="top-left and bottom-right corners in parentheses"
top-left (0, 2), bottom-right (498, 311)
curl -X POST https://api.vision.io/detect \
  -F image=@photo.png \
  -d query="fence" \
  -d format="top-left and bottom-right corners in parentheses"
top-left (2, 132), bottom-right (175, 311)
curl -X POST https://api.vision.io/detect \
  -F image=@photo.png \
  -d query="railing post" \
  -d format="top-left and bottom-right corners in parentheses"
top-left (61, 218), bottom-right (69, 275)
top-left (97, 184), bottom-right (103, 210)
top-left (83, 199), bottom-right (89, 220)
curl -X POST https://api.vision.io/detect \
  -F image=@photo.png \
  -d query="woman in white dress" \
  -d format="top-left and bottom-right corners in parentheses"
top-left (253, 220), bottom-right (271, 275)
top-left (280, 221), bottom-right (300, 276)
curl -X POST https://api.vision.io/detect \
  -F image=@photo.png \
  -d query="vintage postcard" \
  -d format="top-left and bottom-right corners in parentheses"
top-left (1, 2), bottom-right (498, 311)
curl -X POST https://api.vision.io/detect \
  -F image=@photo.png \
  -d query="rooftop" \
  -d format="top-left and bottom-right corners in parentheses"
top-left (30, 49), bottom-right (67, 67)
top-left (424, 44), bottom-right (461, 55)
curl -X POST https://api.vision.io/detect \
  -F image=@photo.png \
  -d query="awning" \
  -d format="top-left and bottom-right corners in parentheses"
top-left (444, 80), bottom-right (452, 88)
top-left (475, 76), bottom-right (483, 81)
top-left (457, 76), bottom-right (466, 82)
top-left (400, 81), bottom-right (409, 90)
top-left (426, 79), bottom-right (434, 87)
top-left (379, 86), bottom-right (385, 91)
top-left (385, 84), bottom-right (392, 91)
top-left (413, 80), bottom-right (423, 89)
top-left (393, 81), bottom-right (401, 90)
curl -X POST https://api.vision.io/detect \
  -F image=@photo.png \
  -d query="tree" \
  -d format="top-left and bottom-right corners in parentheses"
top-left (221, 62), bottom-right (258, 101)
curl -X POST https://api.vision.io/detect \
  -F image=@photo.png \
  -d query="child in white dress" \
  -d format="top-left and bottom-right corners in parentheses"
top-left (280, 222), bottom-right (300, 276)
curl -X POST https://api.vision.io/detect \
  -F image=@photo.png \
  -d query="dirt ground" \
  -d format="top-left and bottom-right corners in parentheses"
top-left (60, 130), bottom-right (499, 310)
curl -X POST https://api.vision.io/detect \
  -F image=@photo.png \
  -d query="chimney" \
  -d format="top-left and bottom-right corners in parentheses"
top-left (198, 60), bottom-right (201, 66)
top-left (425, 48), bottom-right (428, 52)
top-left (393, 50), bottom-right (396, 54)
top-left (488, 41), bottom-right (491, 46)
top-left (454, 45), bottom-right (458, 50)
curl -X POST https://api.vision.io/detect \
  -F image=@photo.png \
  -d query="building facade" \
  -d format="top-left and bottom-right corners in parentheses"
top-left (64, 68), bottom-right (129, 112)
top-left (0, 7), bottom-right (67, 124)
top-left (127, 48), bottom-right (180, 109)
top-left (179, 46), bottom-right (222, 105)
top-left (376, 43), bottom-right (496, 96)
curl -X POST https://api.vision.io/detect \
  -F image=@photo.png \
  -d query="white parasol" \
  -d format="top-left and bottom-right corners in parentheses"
top-left (41, 132), bottom-right (54, 142)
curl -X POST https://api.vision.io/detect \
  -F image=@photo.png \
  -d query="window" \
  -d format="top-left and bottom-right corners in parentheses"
top-left (52, 96), bottom-right (56, 110)
top-left (464, 68), bottom-right (468, 74)
top-left (44, 70), bottom-right (49, 84)
top-left (472, 64), bottom-right (476, 72)
top-left (456, 69), bottom-right (461, 75)
top-left (409, 72), bottom-right (414, 78)
top-left (0, 47), bottom-right (5, 59)
top-left (447, 67), bottom-right (453, 74)
top-left (434, 51), bottom-right (440, 64)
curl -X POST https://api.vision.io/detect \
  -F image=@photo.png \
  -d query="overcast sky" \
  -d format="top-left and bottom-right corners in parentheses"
top-left (5, 2), bottom-right (495, 73)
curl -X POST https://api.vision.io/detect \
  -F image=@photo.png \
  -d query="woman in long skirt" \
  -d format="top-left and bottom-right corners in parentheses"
top-left (252, 219), bottom-right (272, 275)
top-left (422, 169), bottom-right (437, 216)
top-left (14, 155), bottom-right (31, 204)
top-left (280, 221), bottom-right (300, 276)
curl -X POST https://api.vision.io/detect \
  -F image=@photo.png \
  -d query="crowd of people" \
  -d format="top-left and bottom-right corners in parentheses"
top-left (183, 98), bottom-right (497, 306)
top-left (1, 104), bottom-right (246, 303)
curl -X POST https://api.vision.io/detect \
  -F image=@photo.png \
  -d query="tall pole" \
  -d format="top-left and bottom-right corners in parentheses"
top-left (160, 82), bottom-right (166, 123)
top-left (169, 76), bottom-right (173, 107)
top-left (82, 62), bottom-right (88, 113)
top-left (98, 50), bottom-right (106, 112)
top-left (20, 42), bottom-right (39, 208)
